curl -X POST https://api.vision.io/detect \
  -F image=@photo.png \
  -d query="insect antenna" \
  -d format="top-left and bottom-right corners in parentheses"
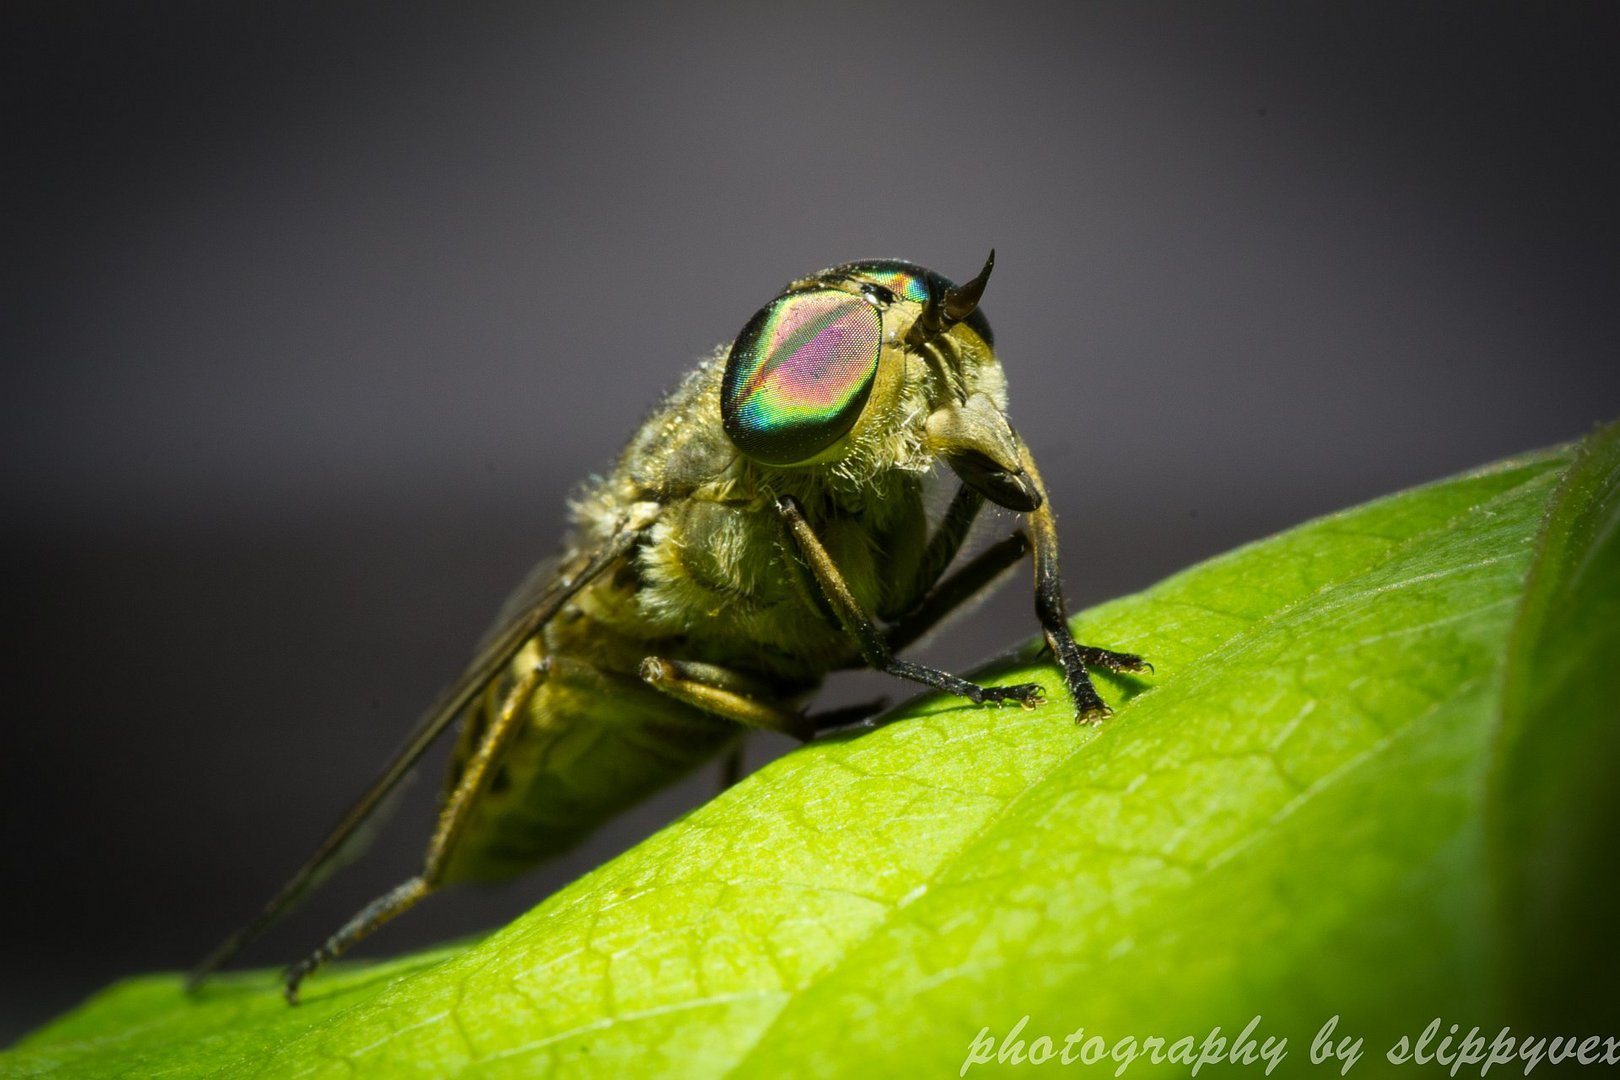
top-left (943, 249), bottom-right (995, 324)
top-left (909, 249), bottom-right (996, 345)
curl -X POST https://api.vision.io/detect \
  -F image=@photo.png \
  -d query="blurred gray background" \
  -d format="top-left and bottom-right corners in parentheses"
top-left (4, 1), bottom-right (1616, 1042)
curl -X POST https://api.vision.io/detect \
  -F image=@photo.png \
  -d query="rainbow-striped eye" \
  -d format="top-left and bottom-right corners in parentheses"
top-left (721, 288), bottom-right (883, 466)
top-left (833, 260), bottom-right (936, 305)
top-left (827, 258), bottom-right (996, 346)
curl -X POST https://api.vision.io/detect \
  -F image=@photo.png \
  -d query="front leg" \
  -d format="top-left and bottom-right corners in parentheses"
top-left (1016, 444), bottom-right (1151, 723)
top-left (776, 496), bottom-right (1044, 710)
top-left (881, 483), bottom-right (986, 621)
top-left (885, 530), bottom-right (1030, 655)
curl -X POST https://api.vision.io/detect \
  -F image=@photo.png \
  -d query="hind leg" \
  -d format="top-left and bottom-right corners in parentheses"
top-left (283, 657), bottom-right (550, 1002)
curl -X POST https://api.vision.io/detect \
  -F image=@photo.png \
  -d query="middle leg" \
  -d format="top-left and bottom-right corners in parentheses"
top-left (776, 495), bottom-right (1044, 710)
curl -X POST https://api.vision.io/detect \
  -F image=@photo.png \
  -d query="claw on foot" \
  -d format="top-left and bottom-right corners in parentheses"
top-left (1083, 647), bottom-right (1152, 675)
top-left (283, 955), bottom-right (321, 1005)
top-left (1075, 702), bottom-right (1114, 726)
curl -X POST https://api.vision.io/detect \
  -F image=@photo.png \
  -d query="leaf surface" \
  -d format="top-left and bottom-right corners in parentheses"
top-left (7, 435), bottom-right (1614, 1079)
top-left (1488, 420), bottom-right (1620, 1030)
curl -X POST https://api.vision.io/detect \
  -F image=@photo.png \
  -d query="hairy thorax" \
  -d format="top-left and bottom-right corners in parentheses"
top-left (560, 352), bottom-right (934, 687)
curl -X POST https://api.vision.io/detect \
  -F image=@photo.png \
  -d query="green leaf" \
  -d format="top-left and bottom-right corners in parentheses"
top-left (1488, 420), bottom-right (1620, 1030)
top-left (7, 433), bottom-right (1616, 1079)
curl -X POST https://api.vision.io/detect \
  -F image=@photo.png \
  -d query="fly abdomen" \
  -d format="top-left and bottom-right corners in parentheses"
top-left (439, 639), bottom-right (737, 884)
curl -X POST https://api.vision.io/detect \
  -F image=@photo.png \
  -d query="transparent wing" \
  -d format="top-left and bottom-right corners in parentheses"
top-left (187, 515), bottom-right (650, 987)
top-left (476, 555), bottom-right (562, 653)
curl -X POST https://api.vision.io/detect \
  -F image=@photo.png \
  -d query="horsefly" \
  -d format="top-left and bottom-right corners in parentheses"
top-left (188, 253), bottom-right (1149, 1002)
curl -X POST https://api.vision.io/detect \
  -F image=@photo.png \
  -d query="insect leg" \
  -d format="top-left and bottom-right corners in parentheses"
top-left (880, 484), bottom-right (986, 620)
top-left (283, 656), bottom-right (550, 1003)
top-left (189, 509), bottom-right (656, 991)
top-left (638, 658), bottom-right (815, 741)
top-left (718, 745), bottom-right (746, 792)
top-left (1015, 444), bottom-right (1150, 724)
top-left (639, 657), bottom-right (887, 741)
top-left (776, 495), bottom-right (1044, 709)
top-left (885, 529), bottom-right (1031, 654)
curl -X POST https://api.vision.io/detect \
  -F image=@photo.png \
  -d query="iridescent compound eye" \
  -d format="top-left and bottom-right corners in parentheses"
top-left (721, 288), bottom-right (883, 466)
top-left (833, 260), bottom-right (936, 305)
top-left (827, 259), bottom-right (995, 346)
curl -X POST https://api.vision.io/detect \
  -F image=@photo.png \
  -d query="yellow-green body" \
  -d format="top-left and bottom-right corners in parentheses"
top-left (445, 318), bottom-right (1008, 880)
top-left (190, 255), bottom-right (1146, 1002)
